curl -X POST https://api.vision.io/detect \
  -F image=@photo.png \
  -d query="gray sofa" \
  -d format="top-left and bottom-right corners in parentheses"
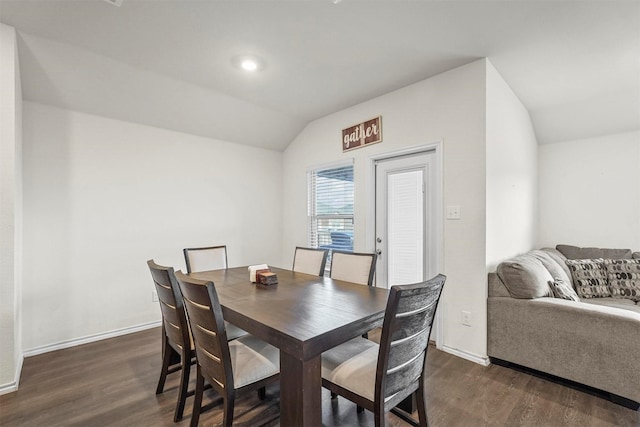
top-left (487, 245), bottom-right (640, 408)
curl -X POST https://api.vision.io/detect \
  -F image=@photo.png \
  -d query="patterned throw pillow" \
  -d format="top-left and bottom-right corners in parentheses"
top-left (548, 279), bottom-right (580, 302)
top-left (565, 258), bottom-right (609, 298)
top-left (604, 259), bottom-right (640, 302)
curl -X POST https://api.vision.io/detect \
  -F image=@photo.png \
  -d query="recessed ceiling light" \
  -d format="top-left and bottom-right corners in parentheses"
top-left (232, 55), bottom-right (265, 72)
top-left (241, 59), bottom-right (258, 71)
top-left (102, 0), bottom-right (123, 7)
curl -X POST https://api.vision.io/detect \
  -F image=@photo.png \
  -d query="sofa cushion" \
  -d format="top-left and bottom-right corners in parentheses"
top-left (531, 250), bottom-right (573, 287)
top-left (549, 279), bottom-right (580, 301)
top-left (604, 259), bottom-right (640, 302)
top-left (497, 256), bottom-right (554, 299)
top-left (557, 244), bottom-right (632, 260)
top-left (582, 297), bottom-right (640, 314)
top-left (540, 248), bottom-right (572, 280)
top-left (565, 258), bottom-right (610, 298)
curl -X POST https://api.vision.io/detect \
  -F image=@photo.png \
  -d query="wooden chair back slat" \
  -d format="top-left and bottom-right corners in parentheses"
top-left (388, 307), bottom-right (434, 343)
top-left (384, 352), bottom-right (425, 398)
top-left (159, 302), bottom-right (186, 350)
top-left (384, 379), bottom-right (420, 410)
top-left (395, 284), bottom-right (442, 314)
top-left (155, 282), bottom-right (177, 305)
top-left (154, 284), bottom-right (184, 351)
top-left (386, 333), bottom-right (430, 373)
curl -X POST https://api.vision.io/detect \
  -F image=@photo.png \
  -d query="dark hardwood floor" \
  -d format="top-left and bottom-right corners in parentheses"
top-left (0, 327), bottom-right (637, 426)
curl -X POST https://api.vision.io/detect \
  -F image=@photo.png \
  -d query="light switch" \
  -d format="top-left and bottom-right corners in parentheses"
top-left (446, 205), bottom-right (461, 220)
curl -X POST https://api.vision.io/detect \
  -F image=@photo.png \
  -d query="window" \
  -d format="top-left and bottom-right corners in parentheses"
top-left (308, 164), bottom-right (354, 255)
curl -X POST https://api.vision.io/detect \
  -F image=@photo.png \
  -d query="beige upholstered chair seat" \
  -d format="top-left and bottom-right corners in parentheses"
top-left (230, 335), bottom-right (280, 388)
top-left (321, 338), bottom-right (379, 401)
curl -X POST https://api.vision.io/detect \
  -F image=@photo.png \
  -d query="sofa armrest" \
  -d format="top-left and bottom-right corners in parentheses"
top-left (488, 272), bottom-right (511, 297)
top-left (488, 297), bottom-right (640, 403)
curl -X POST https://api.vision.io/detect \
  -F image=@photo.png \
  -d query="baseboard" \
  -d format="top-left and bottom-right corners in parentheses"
top-left (438, 344), bottom-right (490, 366)
top-left (0, 381), bottom-right (18, 396)
top-left (23, 320), bottom-right (161, 358)
top-left (0, 352), bottom-right (24, 396)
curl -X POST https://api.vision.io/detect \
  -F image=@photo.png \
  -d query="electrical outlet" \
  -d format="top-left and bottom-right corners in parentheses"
top-left (446, 205), bottom-right (461, 220)
top-left (152, 290), bottom-right (158, 302)
top-left (461, 310), bottom-right (471, 327)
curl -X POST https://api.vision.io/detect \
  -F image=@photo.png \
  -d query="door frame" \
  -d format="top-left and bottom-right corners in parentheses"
top-left (366, 140), bottom-right (444, 347)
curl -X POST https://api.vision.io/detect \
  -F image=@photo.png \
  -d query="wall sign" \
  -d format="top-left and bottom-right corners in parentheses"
top-left (342, 116), bottom-right (382, 152)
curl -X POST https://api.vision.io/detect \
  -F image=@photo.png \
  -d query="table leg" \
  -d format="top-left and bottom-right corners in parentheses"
top-left (279, 352), bottom-right (322, 427)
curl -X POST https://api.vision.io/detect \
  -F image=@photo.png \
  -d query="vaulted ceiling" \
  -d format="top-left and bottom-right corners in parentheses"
top-left (1, 0), bottom-right (638, 151)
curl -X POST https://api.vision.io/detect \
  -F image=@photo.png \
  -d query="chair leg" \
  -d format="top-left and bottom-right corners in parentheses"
top-left (222, 395), bottom-right (235, 427)
top-left (416, 385), bottom-right (429, 427)
top-left (357, 405), bottom-right (364, 413)
top-left (173, 351), bottom-right (191, 422)
top-left (331, 392), bottom-right (338, 399)
top-left (258, 386), bottom-right (266, 400)
top-left (374, 405), bottom-right (384, 427)
top-left (190, 368), bottom-right (205, 427)
top-left (156, 334), bottom-right (171, 394)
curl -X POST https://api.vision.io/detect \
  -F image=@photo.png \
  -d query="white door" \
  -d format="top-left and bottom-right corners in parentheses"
top-left (374, 152), bottom-right (437, 289)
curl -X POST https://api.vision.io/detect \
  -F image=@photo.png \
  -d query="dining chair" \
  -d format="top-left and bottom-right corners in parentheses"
top-left (175, 272), bottom-right (280, 427)
top-left (330, 250), bottom-right (377, 286)
top-left (292, 246), bottom-right (329, 276)
top-left (147, 260), bottom-right (196, 422)
top-left (321, 274), bottom-right (447, 427)
top-left (183, 245), bottom-right (228, 273)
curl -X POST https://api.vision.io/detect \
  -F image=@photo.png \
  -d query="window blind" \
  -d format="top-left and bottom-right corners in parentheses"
top-left (307, 165), bottom-right (354, 253)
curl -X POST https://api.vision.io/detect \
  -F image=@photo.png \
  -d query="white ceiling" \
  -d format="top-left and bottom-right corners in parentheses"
top-left (1, 0), bottom-right (638, 151)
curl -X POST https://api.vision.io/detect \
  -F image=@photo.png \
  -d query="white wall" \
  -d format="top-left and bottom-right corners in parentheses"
top-left (486, 61), bottom-right (538, 270)
top-left (538, 130), bottom-right (640, 250)
top-left (0, 23), bottom-right (23, 392)
top-left (282, 60), bottom-right (489, 361)
top-left (22, 102), bottom-right (283, 352)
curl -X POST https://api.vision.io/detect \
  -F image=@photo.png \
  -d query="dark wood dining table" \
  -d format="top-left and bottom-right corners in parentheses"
top-left (189, 266), bottom-right (390, 427)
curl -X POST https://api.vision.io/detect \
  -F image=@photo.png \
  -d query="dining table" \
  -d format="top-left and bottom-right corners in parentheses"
top-left (188, 265), bottom-right (390, 427)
